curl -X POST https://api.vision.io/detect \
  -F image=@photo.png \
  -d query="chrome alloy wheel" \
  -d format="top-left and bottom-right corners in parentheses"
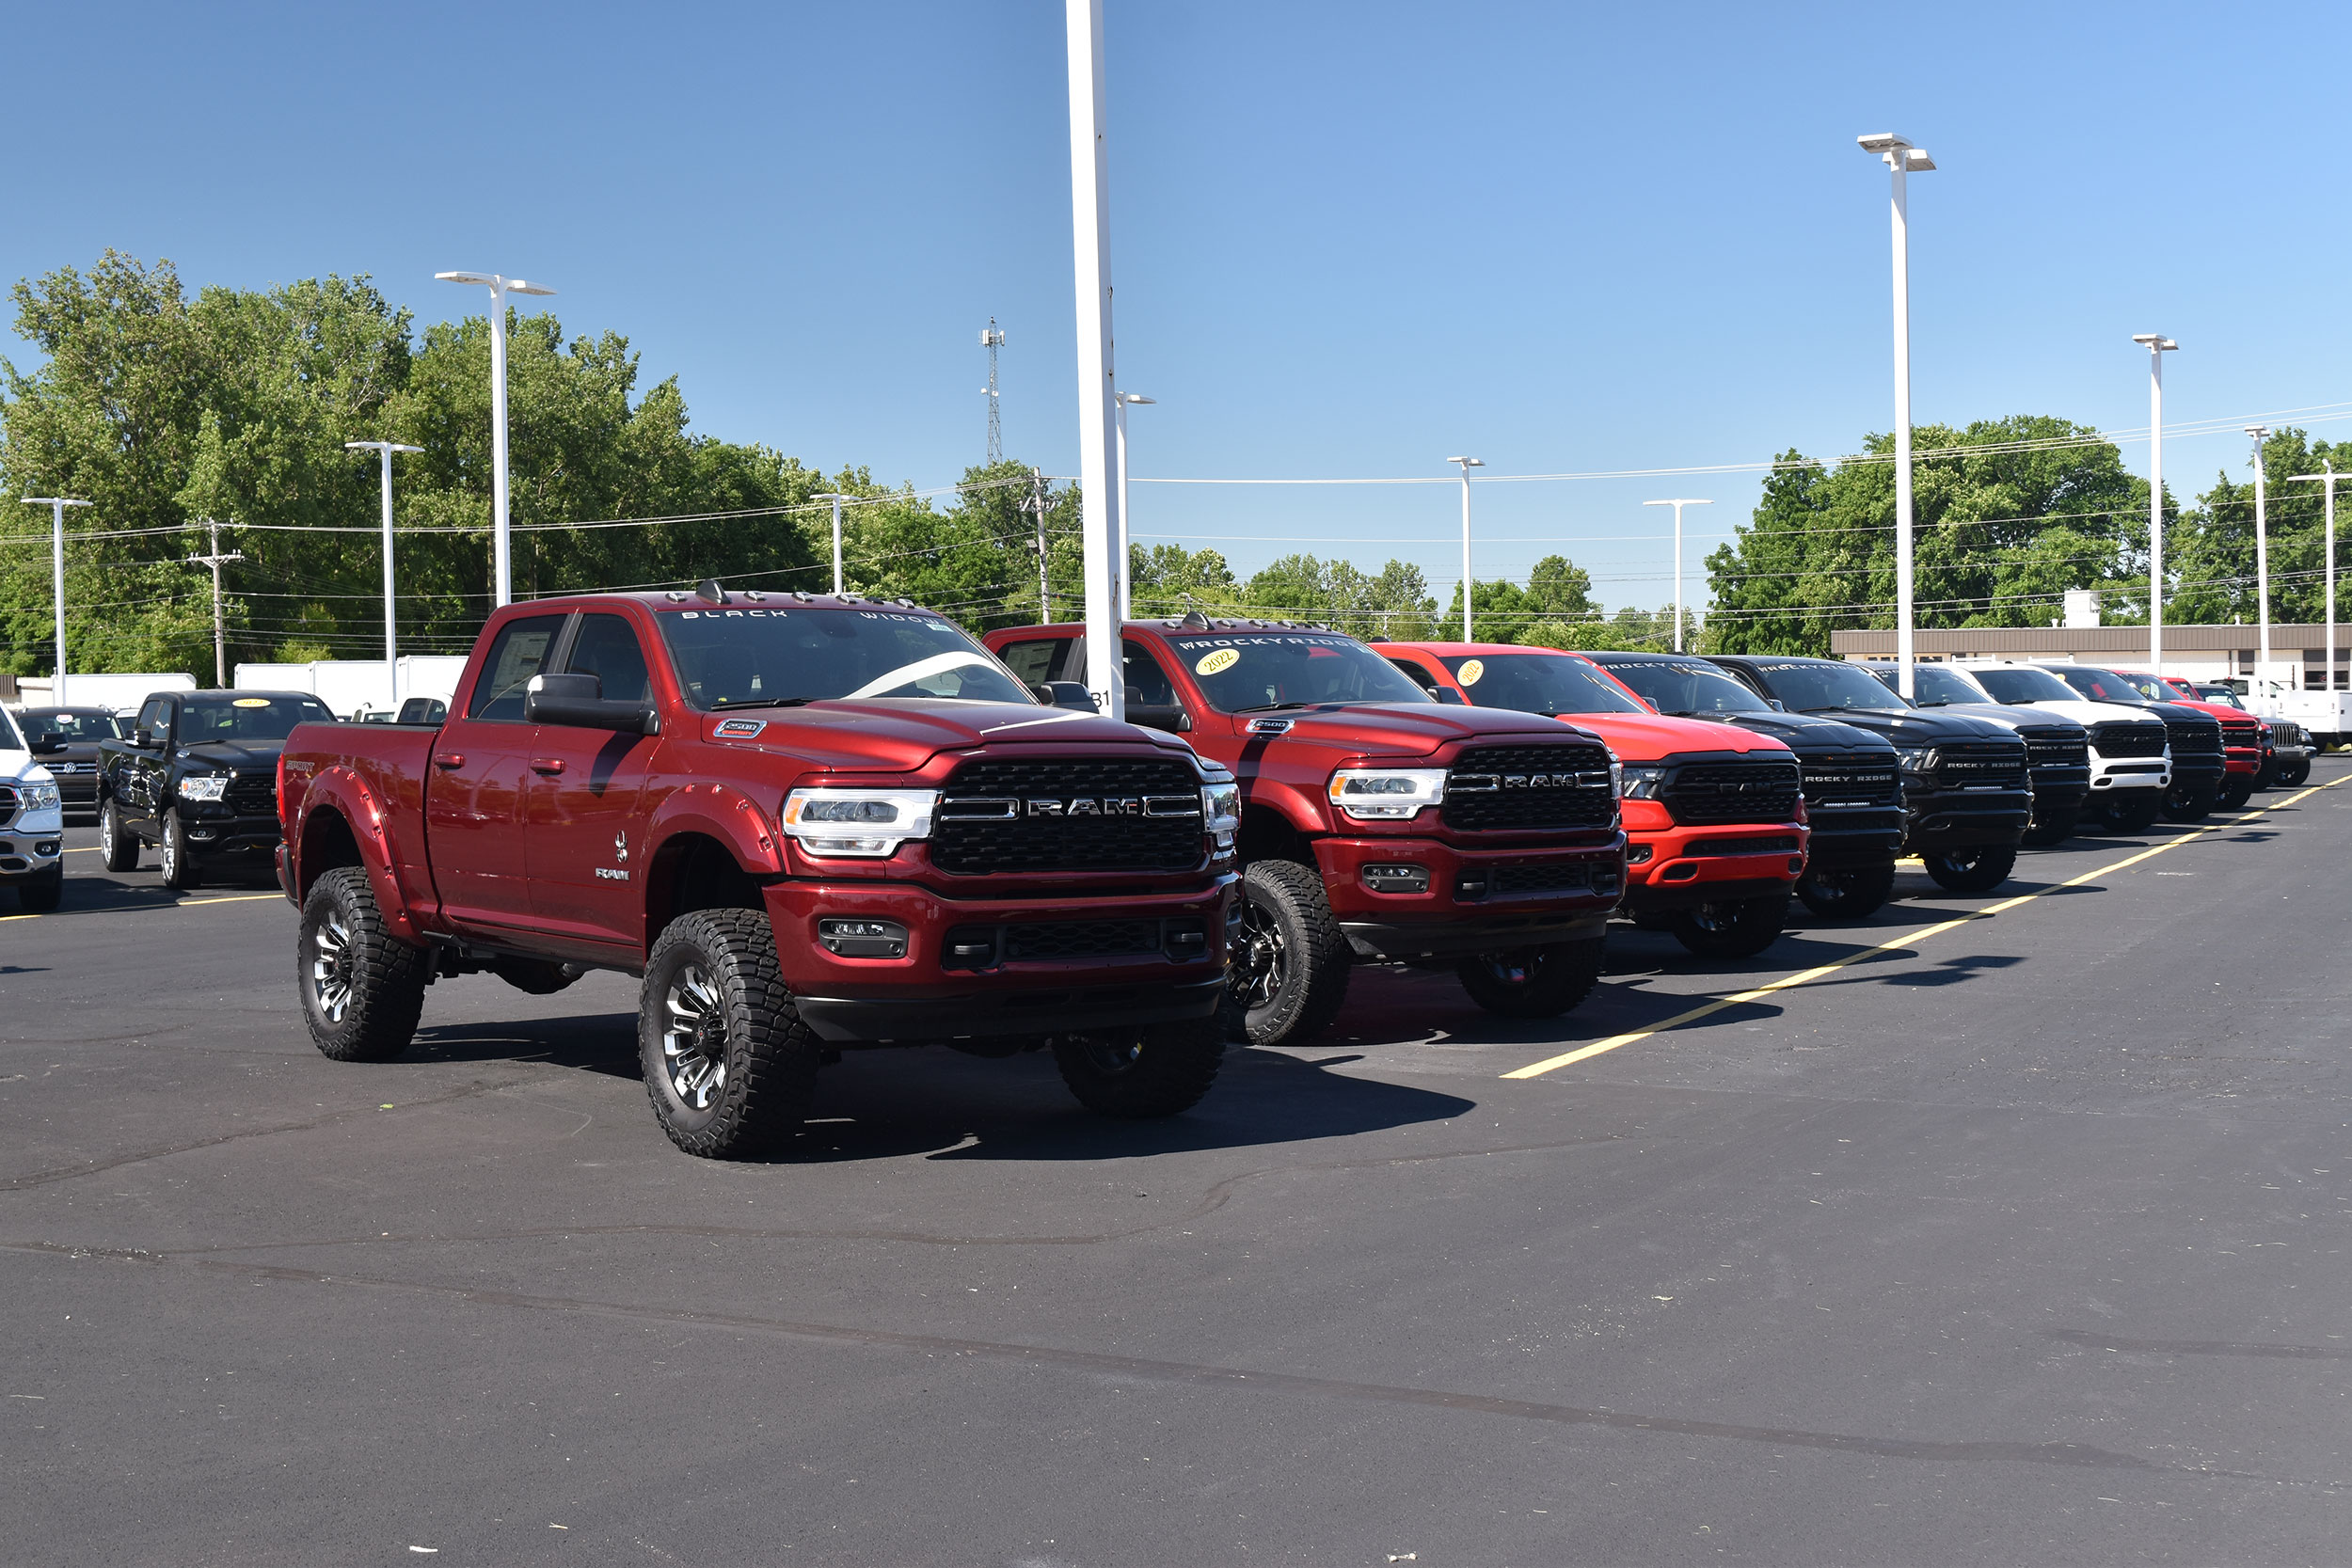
top-left (159, 820), bottom-right (179, 882)
top-left (1232, 898), bottom-right (1288, 1010)
top-left (661, 963), bottom-right (729, 1111)
top-left (310, 914), bottom-right (355, 1022)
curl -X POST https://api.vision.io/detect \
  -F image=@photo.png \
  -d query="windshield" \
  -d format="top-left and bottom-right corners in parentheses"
top-left (2113, 672), bottom-right (2171, 701)
top-left (1168, 631), bottom-right (1431, 712)
top-left (0, 708), bottom-right (22, 751)
top-left (1752, 660), bottom-right (1909, 714)
top-left (1866, 664), bottom-right (1984, 706)
top-left (21, 708), bottom-right (116, 742)
top-left (179, 694), bottom-right (336, 742)
top-left (1596, 657), bottom-right (1773, 715)
top-left (2195, 685), bottom-right (2246, 708)
top-left (1442, 653), bottom-right (1643, 717)
top-left (656, 606), bottom-right (1034, 709)
top-left (1968, 666), bottom-right (2079, 704)
top-left (2046, 667), bottom-right (2147, 705)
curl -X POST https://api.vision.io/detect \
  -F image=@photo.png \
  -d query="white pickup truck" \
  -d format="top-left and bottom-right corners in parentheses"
top-left (1944, 661), bottom-right (2175, 830)
top-left (0, 705), bottom-right (66, 911)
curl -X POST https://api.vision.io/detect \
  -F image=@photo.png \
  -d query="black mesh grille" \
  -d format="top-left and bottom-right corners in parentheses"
top-left (2090, 722), bottom-right (2167, 758)
top-left (2019, 727), bottom-right (2090, 770)
top-left (1798, 752), bottom-right (1899, 806)
top-left (1486, 861), bottom-right (1594, 896)
top-left (1441, 743), bottom-right (1616, 832)
top-left (0, 783), bottom-right (16, 823)
top-left (1931, 741), bottom-right (2026, 790)
top-left (933, 756), bottom-right (1203, 875)
top-left (1004, 920), bottom-right (1160, 960)
top-left (227, 774), bottom-right (276, 816)
top-left (1661, 759), bottom-right (1803, 825)
top-left (1685, 834), bottom-right (1802, 857)
top-left (2166, 720), bottom-right (2222, 758)
top-left (2220, 720), bottom-right (2262, 750)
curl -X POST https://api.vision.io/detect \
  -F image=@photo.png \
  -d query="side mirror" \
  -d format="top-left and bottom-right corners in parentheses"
top-left (28, 735), bottom-right (66, 755)
top-left (1434, 687), bottom-right (1467, 705)
top-left (1768, 699), bottom-right (1788, 712)
top-left (1125, 704), bottom-right (1193, 735)
top-left (137, 727), bottom-right (162, 749)
top-left (1042, 681), bottom-right (1098, 713)
top-left (525, 672), bottom-right (660, 736)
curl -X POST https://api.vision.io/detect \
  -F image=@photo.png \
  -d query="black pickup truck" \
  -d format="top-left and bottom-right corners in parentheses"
top-left (1854, 661), bottom-right (2093, 844)
top-left (1708, 655), bottom-right (2032, 895)
top-left (97, 689), bottom-right (335, 889)
top-left (13, 706), bottom-right (121, 820)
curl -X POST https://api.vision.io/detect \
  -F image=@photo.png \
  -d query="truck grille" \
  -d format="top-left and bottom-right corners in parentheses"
top-left (2019, 727), bottom-right (2090, 770)
top-left (1684, 834), bottom-right (1802, 857)
top-left (2090, 721), bottom-right (2167, 758)
top-left (2165, 720), bottom-right (2222, 760)
top-left (933, 756), bottom-right (1203, 875)
top-left (942, 917), bottom-right (1207, 968)
top-left (1661, 758), bottom-right (1803, 825)
top-left (1441, 743), bottom-right (1616, 832)
top-left (1485, 861), bottom-right (1595, 896)
top-left (1932, 741), bottom-right (2026, 790)
top-left (2220, 719), bottom-right (2262, 751)
top-left (1798, 751), bottom-right (1899, 806)
top-left (227, 774), bottom-right (277, 816)
top-left (0, 783), bottom-right (16, 825)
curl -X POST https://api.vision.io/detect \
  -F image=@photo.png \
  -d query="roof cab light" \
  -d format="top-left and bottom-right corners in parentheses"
top-left (1328, 767), bottom-right (1448, 821)
top-left (781, 787), bottom-right (941, 858)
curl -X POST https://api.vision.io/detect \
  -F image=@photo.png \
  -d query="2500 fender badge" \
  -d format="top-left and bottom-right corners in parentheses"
top-left (713, 718), bottom-right (768, 739)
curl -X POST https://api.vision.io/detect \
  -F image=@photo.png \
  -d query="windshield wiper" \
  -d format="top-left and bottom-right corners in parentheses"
top-left (713, 696), bottom-right (818, 710)
top-left (1231, 701), bottom-right (1318, 714)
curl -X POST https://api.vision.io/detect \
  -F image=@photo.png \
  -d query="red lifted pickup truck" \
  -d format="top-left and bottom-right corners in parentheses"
top-left (277, 585), bottom-right (1240, 1158)
top-left (983, 617), bottom-right (1628, 1046)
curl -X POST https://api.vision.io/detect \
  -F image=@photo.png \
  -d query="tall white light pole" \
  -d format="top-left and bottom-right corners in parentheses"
top-left (2247, 425), bottom-right (2273, 691)
top-left (2132, 336), bottom-right (2178, 674)
top-left (1448, 456), bottom-right (1485, 640)
top-left (22, 497), bottom-right (90, 705)
top-left (1065, 0), bottom-right (1123, 721)
top-left (1644, 499), bottom-right (1713, 652)
top-left (816, 492), bottom-right (847, 594)
top-left (2290, 461), bottom-right (2343, 692)
top-left (1115, 391), bottom-right (1153, 619)
top-left (347, 440), bottom-right (422, 709)
top-left (434, 271), bottom-right (556, 608)
top-left (1858, 133), bottom-right (1934, 699)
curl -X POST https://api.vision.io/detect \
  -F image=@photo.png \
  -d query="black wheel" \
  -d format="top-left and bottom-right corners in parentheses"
top-left (15, 862), bottom-right (63, 913)
top-left (1671, 894), bottom-right (1789, 958)
top-left (1221, 859), bottom-right (1351, 1048)
top-left (492, 958), bottom-right (579, 995)
top-left (1795, 860), bottom-right (1896, 919)
top-left (1051, 1014), bottom-right (1226, 1117)
top-left (159, 807), bottom-right (200, 891)
top-left (98, 799), bottom-right (138, 871)
top-left (1455, 938), bottom-right (1604, 1018)
top-left (2280, 759), bottom-right (2312, 786)
top-left (2254, 757), bottom-right (2279, 791)
top-left (2160, 778), bottom-right (2217, 822)
top-left (2217, 778), bottom-right (2254, 812)
top-left (2022, 809), bottom-right (2082, 847)
top-left (298, 866), bottom-right (428, 1063)
top-left (1920, 844), bottom-right (2017, 895)
top-left (2100, 793), bottom-right (2163, 832)
top-left (639, 908), bottom-right (819, 1159)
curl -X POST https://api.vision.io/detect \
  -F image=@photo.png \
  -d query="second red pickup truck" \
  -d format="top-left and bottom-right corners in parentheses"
top-left (278, 585), bottom-right (1240, 1158)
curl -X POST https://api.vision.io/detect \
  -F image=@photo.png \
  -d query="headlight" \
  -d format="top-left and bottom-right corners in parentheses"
top-left (20, 782), bottom-right (60, 812)
top-left (1608, 752), bottom-right (1625, 796)
top-left (177, 774), bottom-right (229, 801)
top-left (1895, 747), bottom-right (1936, 773)
top-left (1201, 781), bottom-right (1241, 855)
top-left (781, 787), bottom-right (940, 857)
top-left (1328, 766), bottom-right (1448, 821)
top-left (1618, 764), bottom-right (1668, 800)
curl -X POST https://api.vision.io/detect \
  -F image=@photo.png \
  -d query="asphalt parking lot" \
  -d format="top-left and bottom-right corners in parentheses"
top-left (7, 767), bottom-right (2352, 1566)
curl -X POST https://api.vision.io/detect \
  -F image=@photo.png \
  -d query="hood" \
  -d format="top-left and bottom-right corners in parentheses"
top-left (2142, 701), bottom-right (2221, 729)
top-left (1970, 696), bottom-right (2151, 728)
top-left (1793, 706), bottom-right (2020, 746)
top-left (1679, 709), bottom-right (1895, 755)
top-left (178, 737), bottom-right (291, 772)
top-left (1551, 709), bottom-right (1791, 763)
top-left (1909, 702), bottom-right (2086, 736)
top-left (0, 749), bottom-right (51, 785)
top-left (1231, 702), bottom-right (1601, 763)
top-left (702, 700), bottom-right (1199, 774)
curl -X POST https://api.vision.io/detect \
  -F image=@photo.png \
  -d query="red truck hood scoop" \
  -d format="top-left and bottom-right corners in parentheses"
top-left (704, 700), bottom-right (1191, 772)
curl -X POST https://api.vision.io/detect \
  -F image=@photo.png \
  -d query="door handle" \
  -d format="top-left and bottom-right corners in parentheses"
top-left (530, 757), bottom-right (566, 775)
top-left (432, 752), bottom-right (466, 770)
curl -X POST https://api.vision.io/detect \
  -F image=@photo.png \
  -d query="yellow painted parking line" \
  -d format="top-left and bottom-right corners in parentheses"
top-left (0, 890), bottom-right (283, 924)
top-left (1503, 773), bottom-right (2351, 1081)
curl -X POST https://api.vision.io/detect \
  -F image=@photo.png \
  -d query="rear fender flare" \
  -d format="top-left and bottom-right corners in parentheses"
top-left (294, 766), bottom-right (426, 946)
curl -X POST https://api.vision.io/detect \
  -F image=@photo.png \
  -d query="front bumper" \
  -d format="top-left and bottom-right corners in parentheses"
top-left (1804, 806), bottom-right (1906, 870)
top-left (0, 806), bottom-right (64, 879)
top-left (178, 804), bottom-right (284, 859)
top-left (764, 874), bottom-right (1236, 1044)
top-left (1314, 832), bottom-right (1626, 960)
top-left (2087, 754), bottom-right (2169, 792)
top-left (1902, 784), bottom-right (2032, 850)
top-left (1620, 810), bottom-right (1807, 916)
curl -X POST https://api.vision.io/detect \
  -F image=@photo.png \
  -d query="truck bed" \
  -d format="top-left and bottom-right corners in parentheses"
top-left (278, 719), bottom-right (446, 933)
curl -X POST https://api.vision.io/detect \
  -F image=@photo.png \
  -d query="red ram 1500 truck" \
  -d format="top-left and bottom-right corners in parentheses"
top-left (277, 586), bottom-right (1240, 1159)
top-left (982, 616), bottom-right (1628, 1047)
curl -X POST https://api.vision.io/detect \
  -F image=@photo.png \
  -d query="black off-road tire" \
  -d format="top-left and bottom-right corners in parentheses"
top-left (639, 909), bottom-right (819, 1160)
top-left (2100, 793), bottom-right (2164, 833)
top-left (1920, 844), bottom-right (2017, 895)
top-left (1051, 1014), bottom-right (1227, 1117)
top-left (159, 807), bottom-right (200, 891)
top-left (1455, 938), bottom-right (1604, 1019)
top-left (2280, 758), bottom-right (2312, 786)
top-left (1672, 894), bottom-right (1790, 959)
top-left (1222, 859), bottom-right (1351, 1049)
top-left (492, 958), bottom-right (579, 995)
top-left (2022, 808), bottom-right (2084, 847)
top-left (299, 866), bottom-right (428, 1063)
top-left (1796, 860), bottom-right (1896, 919)
top-left (16, 862), bottom-right (63, 913)
top-left (98, 799), bottom-right (138, 871)
top-left (2217, 778), bottom-right (2255, 812)
top-left (2160, 778), bottom-right (2217, 822)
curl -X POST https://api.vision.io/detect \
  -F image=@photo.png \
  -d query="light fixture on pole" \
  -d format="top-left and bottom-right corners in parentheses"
top-left (22, 496), bottom-right (90, 705)
top-left (2131, 336), bottom-right (2178, 674)
top-left (183, 519), bottom-right (246, 688)
top-left (815, 493), bottom-right (848, 595)
top-left (347, 440), bottom-right (423, 710)
top-left (2246, 424), bottom-right (2273, 691)
top-left (1448, 456), bottom-right (1486, 640)
top-left (1115, 392), bottom-right (1153, 620)
top-left (434, 271), bottom-right (556, 608)
top-left (1643, 499), bottom-right (1713, 652)
top-left (2290, 461), bottom-right (2344, 692)
top-left (1857, 132), bottom-right (1934, 699)
top-left (1064, 0), bottom-right (1123, 721)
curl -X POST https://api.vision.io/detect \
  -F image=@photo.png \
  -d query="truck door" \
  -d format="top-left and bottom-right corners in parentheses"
top-left (427, 613), bottom-right (565, 938)
top-left (122, 696), bottom-right (173, 834)
top-left (525, 610), bottom-right (660, 954)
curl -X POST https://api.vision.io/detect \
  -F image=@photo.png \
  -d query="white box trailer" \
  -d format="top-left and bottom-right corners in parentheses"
top-left (233, 657), bottom-right (468, 721)
top-left (2243, 688), bottom-right (2352, 748)
top-left (10, 672), bottom-right (197, 712)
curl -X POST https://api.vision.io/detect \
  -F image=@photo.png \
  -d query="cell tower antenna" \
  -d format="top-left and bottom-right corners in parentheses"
top-left (980, 319), bottom-right (1006, 463)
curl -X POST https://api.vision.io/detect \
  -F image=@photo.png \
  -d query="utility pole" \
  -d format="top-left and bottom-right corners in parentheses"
top-left (435, 271), bottom-right (556, 607)
top-left (1644, 499), bottom-right (1713, 653)
top-left (1064, 0), bottom-right (1123, 720)
top-left (1030, 467), bottom-right (1051, 620)
top-left (347, 439), bottom-right (422, 710)
top-left (2132, 336), bottom-right (2178, 674)
top-left (1115, 391), bottom-right (1153, 620)
top-left (2290, 459), bottom-right (2343, 691)
top-left (1858, 132), bottom-right (1934, 699)
top-left (980, 321), bottom-right (1006, 465)
top-left (1448, 456), bottom-right (1485, 640)
top-left (21, 496), bottom-right (91, 705)
top-left (2247, 425), bottom-right (2272, 691)
top-left (184, 518), bottom-right (245, 688)
top-left (816, 493), bottom-right (847, 594)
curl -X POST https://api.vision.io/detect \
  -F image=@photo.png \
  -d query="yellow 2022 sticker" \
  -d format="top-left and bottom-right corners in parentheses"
top-left (1195, 647), bottom-right (1241, 676)
top-left (1457, 658), bottom-right (1486, 687)
top-left (231, 697), bottom-right (272, 708)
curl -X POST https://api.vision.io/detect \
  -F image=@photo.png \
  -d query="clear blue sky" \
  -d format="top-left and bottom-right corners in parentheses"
top-left (8, 1), bottom-right (2348, 612)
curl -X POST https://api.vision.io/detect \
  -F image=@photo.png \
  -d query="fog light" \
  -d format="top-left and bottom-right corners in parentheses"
top-left (1627, 844), bottom-right (1654, 864)
top-left (1660, 862), bottom-right (1698, 881)
top-left (818, 917), bottom-right (909, 958)
top-left (1787, 857), bottom-right (1805, 876)
top-left (35, 840), bottom-right (60, 856)
top-left (1454, 869), bottom-right (1489, 899)
top-left (1363, 863), bottom-right (1430, 895)
top-left (1592, 868), bottom-right (1621, 895)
